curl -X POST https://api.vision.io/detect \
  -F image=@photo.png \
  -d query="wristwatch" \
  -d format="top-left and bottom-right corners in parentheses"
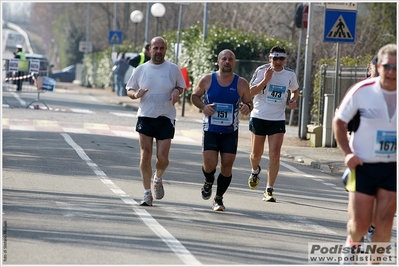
top-left (245, 103), bottom-right (253, 111)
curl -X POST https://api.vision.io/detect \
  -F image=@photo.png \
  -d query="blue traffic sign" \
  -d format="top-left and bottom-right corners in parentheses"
top-left (324, 10), bottom-right (357, 43)
top-left (109, 30), bottom-right (123, 45)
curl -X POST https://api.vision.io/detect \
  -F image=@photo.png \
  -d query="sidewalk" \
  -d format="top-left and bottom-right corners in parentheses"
top-left (55, 82), bottom-right (347, 177)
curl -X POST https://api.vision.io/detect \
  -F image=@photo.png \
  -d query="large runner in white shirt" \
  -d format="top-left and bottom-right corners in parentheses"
top-left (336, 77), bottom-right (397, 163)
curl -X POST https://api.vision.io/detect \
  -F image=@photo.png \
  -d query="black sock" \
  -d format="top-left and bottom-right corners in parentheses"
top-left (216, 173), bottom-right (232, 197)
top-left (202, 167), bottom-right (216, 184)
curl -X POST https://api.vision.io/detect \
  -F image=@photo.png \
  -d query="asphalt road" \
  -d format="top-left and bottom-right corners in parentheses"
top-left (2, 85), bottom-right (397, 265)
top-left (2, 22), bottom-right (397, 266)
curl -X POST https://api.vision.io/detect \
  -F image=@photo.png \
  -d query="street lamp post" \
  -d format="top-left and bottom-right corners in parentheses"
top-left (150, 3), bottom-right (165, 36)
top-left (175, 2), bottom-right (189, 117)
top-left (130, 10), bottom-right (143, 52)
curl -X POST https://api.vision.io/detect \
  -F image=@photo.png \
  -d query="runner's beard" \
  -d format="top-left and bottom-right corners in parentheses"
top-left (153, 54), bottom-right (163, 64)
top-left (221, 66), bottom-right (232, 73)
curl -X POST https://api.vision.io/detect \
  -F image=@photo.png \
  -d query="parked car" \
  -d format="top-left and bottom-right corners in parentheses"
top-left (51, 65), bottom-right (76, 83)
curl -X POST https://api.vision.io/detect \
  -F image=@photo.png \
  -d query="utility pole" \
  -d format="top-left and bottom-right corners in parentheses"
top-left (113, 3), bottom-right (117, 53)
top-left (85, 3), bottom-right (91, 58)
top-left (145, 3), bottom-right (150, 44)
top-left (203, 3), bottom-right (209, 42)
top-left (300, 2), bottom-right (313, 140)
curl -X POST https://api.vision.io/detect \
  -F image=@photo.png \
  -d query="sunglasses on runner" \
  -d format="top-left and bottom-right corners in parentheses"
top-left (382, 64), bottom-right (397, 71)
top-left (272, 57), bottom-right (286, 61)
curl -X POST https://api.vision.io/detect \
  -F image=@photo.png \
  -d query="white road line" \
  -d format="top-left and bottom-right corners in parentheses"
top-left (70, 109), bottom-right (94, 114)
top-left (111, 112), bottom-right (136, 117)
top-left (61, 133), bottom-right (201, 265)
top-left (9, 125), bottom-right (36, 131)
top-left (62, 128), bottom-right (91, 134)
top-left (322, 182), bottom-right (336, 187)
top-left (11, 92), bottom-right (26, 106)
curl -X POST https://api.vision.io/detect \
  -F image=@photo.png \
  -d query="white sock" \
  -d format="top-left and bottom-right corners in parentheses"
top-left (251, 168), bottom-right (259, 174)
top-left (144, 189), bottom-right (151, 194)
top-left (266, 186), bottom-right (273, 190)
top-left (153, 174), bottom-right (161, 182)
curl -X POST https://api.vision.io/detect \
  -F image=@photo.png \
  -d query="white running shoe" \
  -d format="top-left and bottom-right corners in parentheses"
top-left (340, 235), bottom-right (360, 265)
top-left (140, 191), bottom-right (153, 206)
top-left (153, 175), bottom-right (165, 200)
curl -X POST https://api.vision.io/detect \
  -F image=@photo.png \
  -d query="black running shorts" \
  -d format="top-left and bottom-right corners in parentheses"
top-left (202, 130), bottom-right (238, 154)
top-left (136, 116), bottom-right (175, 140)
top-left (249, 117), bottom-right (286, 136)
top-left (344, 162), bottom-right (397, 195)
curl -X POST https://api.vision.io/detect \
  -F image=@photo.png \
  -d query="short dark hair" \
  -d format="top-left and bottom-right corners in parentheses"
top-left (144, 43), bottom-right (150, 51)
top-left (270, 45), bottom-right (286, 54)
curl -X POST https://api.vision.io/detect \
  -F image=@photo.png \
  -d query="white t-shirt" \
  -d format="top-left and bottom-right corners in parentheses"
top-left (336, 77), bottom-right (397, 163)
top-left (250, 64), bottom-right (299, 121)
top-left (126, 61), bottom-right (186, 121)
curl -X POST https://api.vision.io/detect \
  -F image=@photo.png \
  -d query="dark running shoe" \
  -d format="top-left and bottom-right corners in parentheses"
top-left (262, 188), bottom-right (276, 202)
top-left (201, 181), bottom-right (213, 200)
top-left (212, 195), bottom-right (225, 211)
top-left (248, 165), bottom-right (261, 190)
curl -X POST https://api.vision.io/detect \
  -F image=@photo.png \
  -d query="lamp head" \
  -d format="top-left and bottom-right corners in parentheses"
top-left (151, 3), bottom-right (165, 17)
top-left (130, 10), bottom-right (143, 23)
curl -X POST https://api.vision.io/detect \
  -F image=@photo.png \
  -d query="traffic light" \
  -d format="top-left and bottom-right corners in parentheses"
top-left (294, 4), bottom-right (303, 28)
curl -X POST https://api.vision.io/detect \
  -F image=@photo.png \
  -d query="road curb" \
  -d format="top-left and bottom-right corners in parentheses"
top-left (291, 155), bottom-right (333, 173)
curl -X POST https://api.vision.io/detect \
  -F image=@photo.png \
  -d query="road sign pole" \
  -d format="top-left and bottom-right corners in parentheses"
top-left (290, 27), bottom-right (303, 126)
top-left (331, 42), bottom-right (341, 146)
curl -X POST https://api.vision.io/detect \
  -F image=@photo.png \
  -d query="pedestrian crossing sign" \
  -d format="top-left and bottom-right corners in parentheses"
top-left (108, 30), bottom-right (123, 45)
top-left (324, 10), bottom-right (357, 43)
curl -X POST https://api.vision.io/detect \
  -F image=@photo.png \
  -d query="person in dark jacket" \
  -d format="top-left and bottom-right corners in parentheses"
top-left (128, 43), bottom-right (151, 68)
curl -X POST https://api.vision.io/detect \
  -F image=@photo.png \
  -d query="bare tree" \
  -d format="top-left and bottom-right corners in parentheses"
top-left (26, 2), bottom-right (395, 68)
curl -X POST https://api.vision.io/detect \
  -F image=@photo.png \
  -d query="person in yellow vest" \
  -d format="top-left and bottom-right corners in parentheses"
top-left (128, 43), bottom-right (151, 68)
top-left (13, 44), bottom-right (27, 91)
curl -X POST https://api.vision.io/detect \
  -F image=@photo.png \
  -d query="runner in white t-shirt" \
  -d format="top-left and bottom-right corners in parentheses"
top-left (333, 43), bottom-right (397, 264)
top-left (126, 37), bottom-right (186, 207)
top-left (247, 45), bottom-right (299, 203)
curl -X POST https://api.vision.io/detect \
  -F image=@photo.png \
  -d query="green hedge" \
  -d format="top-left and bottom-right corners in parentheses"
top-left (80, 22), bottom-right (371, 124)
top-left (81, 23), bottom-right (295, 93)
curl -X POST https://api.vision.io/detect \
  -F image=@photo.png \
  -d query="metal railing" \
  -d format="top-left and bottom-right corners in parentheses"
top-left (2, 58), bottom-right (50, 91)
top-left (314, 65), bottom-right (367, 125)
top-left (2, 58), bottom-right (53, 109)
